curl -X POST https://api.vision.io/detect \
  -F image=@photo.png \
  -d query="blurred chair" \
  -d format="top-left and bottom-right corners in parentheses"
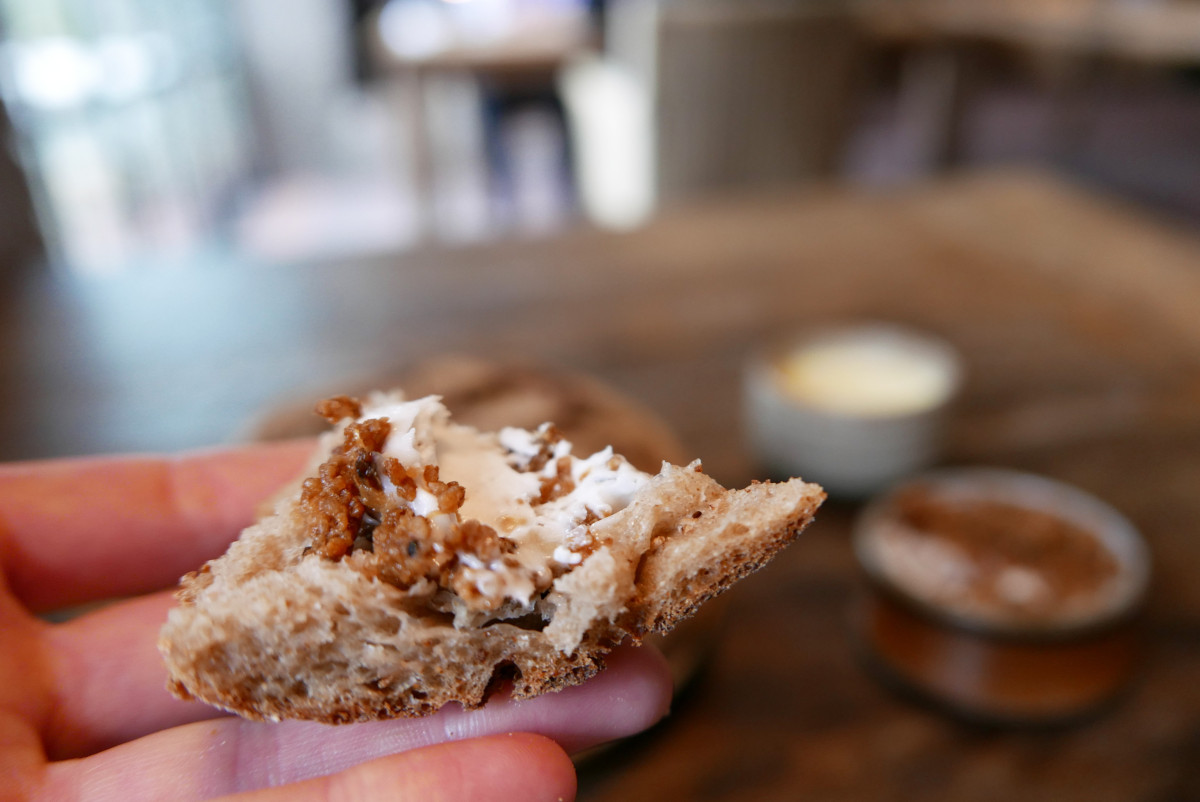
top-left (653, 1), bottom-right (865, 203)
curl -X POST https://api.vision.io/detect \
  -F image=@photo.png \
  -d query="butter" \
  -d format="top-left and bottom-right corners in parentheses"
top-left (777, 334), bottom-right (956, 417)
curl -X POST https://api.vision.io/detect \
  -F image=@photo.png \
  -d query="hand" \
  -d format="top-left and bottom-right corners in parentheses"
top-left (0, 442), bottom-right (673, 801)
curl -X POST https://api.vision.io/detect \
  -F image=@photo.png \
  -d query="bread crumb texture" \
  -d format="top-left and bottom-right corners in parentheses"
top-left (159, 394), bottom-right (824, 723)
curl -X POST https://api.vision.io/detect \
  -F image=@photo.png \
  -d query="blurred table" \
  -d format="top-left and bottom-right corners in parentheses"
top-left (4, 169), bottom-right (1200, 798)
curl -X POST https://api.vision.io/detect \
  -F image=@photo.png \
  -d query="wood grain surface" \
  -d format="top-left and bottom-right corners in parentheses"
top-left (3, 168), bottom-right (1199, 799)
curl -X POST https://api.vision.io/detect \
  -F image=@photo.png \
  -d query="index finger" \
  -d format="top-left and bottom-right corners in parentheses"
top-left (45, 645), bottom-right (671, 800)
top-left (0, 440), bottom-right (314, 612)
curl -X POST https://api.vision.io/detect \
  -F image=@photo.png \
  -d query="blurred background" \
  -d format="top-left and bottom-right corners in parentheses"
top-left (5, 2), bottom-right (1200, 800)
top-left (2, 0), bottom-right (1199, 278)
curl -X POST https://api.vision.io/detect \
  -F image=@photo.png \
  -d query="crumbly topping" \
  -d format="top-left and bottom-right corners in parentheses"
top-left (300, 409), bottom-right (517, 609)
top-left (300, 417), bottom-right (393, 560)
top-left (298, 395), bottom-right (651, 617)
top-left (316, 395), bottom-right (363, 424)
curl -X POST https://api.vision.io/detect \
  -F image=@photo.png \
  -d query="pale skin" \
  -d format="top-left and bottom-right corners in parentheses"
top-left (0, 441), bottom-right (674, 801)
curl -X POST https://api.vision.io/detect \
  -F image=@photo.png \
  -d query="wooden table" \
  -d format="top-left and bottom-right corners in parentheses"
top-left (4, 170), bottom-right (1200, 798)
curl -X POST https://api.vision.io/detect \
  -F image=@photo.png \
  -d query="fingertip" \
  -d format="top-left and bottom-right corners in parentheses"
top-left (346, 733), bottom-right (576, 802)
top-left (499, 732), bottom-right (578, 802)
top-left (584, 643), bottom-right (674, 738)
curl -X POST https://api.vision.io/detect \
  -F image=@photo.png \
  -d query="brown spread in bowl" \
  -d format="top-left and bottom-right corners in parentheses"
top-left (854, 469), bottom-right (1150, 723)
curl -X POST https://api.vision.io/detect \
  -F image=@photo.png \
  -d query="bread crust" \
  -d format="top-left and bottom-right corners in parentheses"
top-left (159, 437), bottom-right (823, 723)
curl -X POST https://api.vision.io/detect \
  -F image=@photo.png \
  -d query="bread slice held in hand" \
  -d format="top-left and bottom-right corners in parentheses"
top-left (159, 393), bottom-right (825, 723)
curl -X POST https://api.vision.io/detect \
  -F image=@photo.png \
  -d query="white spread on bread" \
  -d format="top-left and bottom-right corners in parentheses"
top-left (353, 394), bottom-right (651, 607)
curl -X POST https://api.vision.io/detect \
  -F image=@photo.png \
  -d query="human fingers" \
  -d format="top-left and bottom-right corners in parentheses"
top-left (43, 644), bottom-right (669, 800)
top-left (42, 591), bottom-right (673, 759)
top-left (0, 440), bottom-right (313, 612)
top-left (40, 590), bottom-right (219, 759)
top-left (213, 734), bottom-right (575, 802)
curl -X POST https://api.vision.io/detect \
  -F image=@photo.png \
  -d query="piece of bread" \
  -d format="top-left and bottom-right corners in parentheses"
top-left (159, 393), bottom-right (824, 723)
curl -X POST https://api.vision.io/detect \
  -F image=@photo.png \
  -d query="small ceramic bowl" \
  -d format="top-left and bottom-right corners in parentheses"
top-left (743, 324), bottom-right (963, 497)
top-left (854, 469), bottom-right (1151, 724)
